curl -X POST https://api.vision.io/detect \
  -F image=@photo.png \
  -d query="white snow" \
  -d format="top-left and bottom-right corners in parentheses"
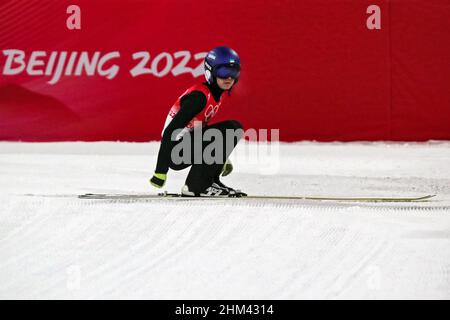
top-left (0, 141), bottom-right (449, 299)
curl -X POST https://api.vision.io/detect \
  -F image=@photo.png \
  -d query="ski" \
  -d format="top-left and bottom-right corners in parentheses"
top-left (78, 192), bottom-right (436, 202)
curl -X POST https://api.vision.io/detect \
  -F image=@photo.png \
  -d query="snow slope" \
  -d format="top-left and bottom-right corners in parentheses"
top-left (0, 141), bottom-right (449, 299)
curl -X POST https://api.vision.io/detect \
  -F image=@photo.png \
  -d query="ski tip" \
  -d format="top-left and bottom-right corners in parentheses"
top-left (414, 194), bottom-right (436, 200)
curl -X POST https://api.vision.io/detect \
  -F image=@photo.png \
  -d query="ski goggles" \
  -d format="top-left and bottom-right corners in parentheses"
top-left (215, 64), bottom-right (240, 79)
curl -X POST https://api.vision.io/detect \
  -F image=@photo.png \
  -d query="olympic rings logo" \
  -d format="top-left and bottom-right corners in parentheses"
top-left (204, 104), bottom-right (220, 121)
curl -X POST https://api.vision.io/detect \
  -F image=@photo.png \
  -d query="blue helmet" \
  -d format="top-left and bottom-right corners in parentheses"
top-left (204, 46), bottom-right (241, 87)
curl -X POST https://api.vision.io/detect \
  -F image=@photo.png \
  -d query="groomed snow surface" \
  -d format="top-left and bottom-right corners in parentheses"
top-left (0, 141), bottom-right (449, 299)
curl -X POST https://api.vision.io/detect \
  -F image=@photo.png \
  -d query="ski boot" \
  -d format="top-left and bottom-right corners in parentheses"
top-left (181, 183), bottom-right (234, 197)
top-left (213, 177), bottom-right (247, 197)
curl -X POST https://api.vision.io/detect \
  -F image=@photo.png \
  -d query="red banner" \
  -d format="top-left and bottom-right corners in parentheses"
top-left (1, 0), bottom-right (449, 141)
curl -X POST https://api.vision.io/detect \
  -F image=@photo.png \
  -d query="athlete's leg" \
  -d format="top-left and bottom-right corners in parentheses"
top-left (184, 120), bottom-right (243, 194)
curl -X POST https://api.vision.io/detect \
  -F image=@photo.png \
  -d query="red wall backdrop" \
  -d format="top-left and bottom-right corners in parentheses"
top-left (0, 0), bottom-right (449, 142)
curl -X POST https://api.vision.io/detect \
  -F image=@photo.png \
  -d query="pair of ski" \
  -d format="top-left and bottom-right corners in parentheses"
top-left (78, 192), bottom-right (436, 203)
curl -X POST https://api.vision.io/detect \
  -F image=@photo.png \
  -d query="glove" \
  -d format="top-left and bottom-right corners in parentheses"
top-left (150, 173), bottom-right (167, 188)
top-left (221, 159), bottom-right (233, 177)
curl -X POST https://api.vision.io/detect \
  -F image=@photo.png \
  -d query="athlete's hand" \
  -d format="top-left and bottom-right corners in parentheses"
top-left (221, 159), bottom-right (233, 177)
top-left (150, 173), bottom-right (167, 188)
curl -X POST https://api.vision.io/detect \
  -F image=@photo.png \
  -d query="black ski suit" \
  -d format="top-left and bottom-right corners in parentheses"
top-left (154, 82), bottom-right (243, 193)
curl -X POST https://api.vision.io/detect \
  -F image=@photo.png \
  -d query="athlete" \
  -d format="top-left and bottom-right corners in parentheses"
top-left (149, 46), bottom-right (246, 197)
